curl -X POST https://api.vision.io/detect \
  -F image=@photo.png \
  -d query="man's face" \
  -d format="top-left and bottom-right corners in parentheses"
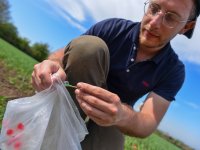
top-left (139, 0), bottom-right (193, 50)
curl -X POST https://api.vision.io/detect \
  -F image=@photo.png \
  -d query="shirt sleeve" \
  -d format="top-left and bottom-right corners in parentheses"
top-left (82, 18), bottom-right (115, 40)
top-left (153, 60), bottom-right (185, 101)
top-left (82, 18), bottom-right (133, 43)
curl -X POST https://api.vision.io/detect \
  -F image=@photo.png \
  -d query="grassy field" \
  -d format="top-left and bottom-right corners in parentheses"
top-left (0, 38), bottom-right (37, 95)
top-left (0, 38), bottom-right (37, 73)
top-left (125, 134), bottom-right (181, 150)
top-left (0, 38), bottom-right (182, 150)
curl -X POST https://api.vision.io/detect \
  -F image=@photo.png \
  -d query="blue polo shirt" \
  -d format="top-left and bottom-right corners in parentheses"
top-left (84, 18), bottom-right (185, 106)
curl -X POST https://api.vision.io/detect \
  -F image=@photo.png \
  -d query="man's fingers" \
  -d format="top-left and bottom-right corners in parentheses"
top-left (78, 98), bottom-right (117, 126)
top-left (75, 89), bottom-right (116, 115)
top-left (77, 98), bottom-right (113, 126)
top-left (38, 72), bottom-right (52, 88)
top-left (31, 60), bottom-right (67, 91)
top-left (31, 72), bottom-right (43, 92)
top-left (32, 65), bottom-right (52, 90)
top-left (57, 68), bottom-right (67, 81)
top-left (76, 82), bottom-right (120, 103)
top-left (31, 58), bottom-right (67, 93)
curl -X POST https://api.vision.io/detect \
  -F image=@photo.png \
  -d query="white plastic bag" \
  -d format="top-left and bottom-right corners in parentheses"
top-left (0, 75), bottom-right (88, 150)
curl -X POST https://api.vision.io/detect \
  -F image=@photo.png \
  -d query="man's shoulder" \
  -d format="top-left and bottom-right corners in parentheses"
top-left (96, 18), bottom-right (139, 35)
top-left (99, 18), bottom-right (137, 27)
top-left (169, 47), bottom-right (185, 69)
top-left (102, 18), bottom-right (133, 23)
top-left (84, 18), bottom-right (139, 40)
top-left (165, 47), bottom-right (185, 81)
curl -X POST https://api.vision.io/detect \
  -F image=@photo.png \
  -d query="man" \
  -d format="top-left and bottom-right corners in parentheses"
top-left (32, 0), bottom-right (199, 149)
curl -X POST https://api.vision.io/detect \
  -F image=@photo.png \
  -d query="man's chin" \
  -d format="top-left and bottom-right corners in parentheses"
top-left (140, 36), bottom-right (158, 47)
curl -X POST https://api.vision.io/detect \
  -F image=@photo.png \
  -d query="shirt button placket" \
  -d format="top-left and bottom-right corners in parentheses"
top-left (126, 44), bottom-right (136, 73)
top-left (133, 45), bottom-right (136, 51)
top-left (131, 58), bottom-right (134, 62)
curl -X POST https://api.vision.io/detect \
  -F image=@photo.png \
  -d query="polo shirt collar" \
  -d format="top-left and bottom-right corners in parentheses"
top-left (151, 43), bottom-right (172, 65)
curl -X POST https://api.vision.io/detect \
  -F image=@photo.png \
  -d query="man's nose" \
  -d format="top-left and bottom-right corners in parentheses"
top-left (149, 12), bottom-right (163, 28)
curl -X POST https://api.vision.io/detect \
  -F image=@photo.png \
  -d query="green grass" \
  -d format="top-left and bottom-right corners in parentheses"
top-left (0, 38), bottom-right (37, 75)
top-left (0, 38), bottom-right (38, 93)
top-left (0, 96), bottom-right (7, 124)
top-left (0, 38), bottom-right (182, 149)
top-left (125, 134), bottom-right (181, 150)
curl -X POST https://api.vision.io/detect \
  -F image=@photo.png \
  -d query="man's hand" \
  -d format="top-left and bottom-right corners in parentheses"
top-left (75, 82), bottom-right (125, 126)
top-left (75, 82), bottom-right (170, 138)
top-left (31, 60), bottom-right (66, 92)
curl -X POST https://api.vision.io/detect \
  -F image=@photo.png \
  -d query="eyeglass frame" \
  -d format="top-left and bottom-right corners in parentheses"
top-left (144, 0), bottom-right (192, 28)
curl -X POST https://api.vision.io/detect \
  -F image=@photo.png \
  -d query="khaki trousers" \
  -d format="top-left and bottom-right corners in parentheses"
top-left (63, 35), bottom-right (124, 150)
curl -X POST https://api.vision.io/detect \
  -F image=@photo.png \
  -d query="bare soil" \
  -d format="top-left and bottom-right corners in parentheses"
top-left (0, 61), bottom-right (33, 99)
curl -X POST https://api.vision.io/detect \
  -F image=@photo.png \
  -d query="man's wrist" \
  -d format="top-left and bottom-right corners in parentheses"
top-left (116, 103), bottom-right (132, 127)
top-left (48, 56), bottom-right (63, 66)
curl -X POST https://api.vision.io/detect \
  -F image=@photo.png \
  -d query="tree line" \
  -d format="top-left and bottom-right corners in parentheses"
top-left (0, 0), bottom-right (49, 61)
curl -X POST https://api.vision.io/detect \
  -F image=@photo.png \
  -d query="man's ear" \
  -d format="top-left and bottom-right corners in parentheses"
top-left (179, 21), bottom-right (196, 34)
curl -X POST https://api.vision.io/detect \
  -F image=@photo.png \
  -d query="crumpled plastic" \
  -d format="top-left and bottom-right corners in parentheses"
top-left (0, 74), bottom-right (88, 150)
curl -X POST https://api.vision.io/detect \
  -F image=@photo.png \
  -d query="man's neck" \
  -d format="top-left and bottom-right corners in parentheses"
top-left (136, 45), bottom-right (163, 62)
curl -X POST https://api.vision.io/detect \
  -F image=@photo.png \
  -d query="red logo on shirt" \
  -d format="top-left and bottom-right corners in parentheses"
top-left (142, 81), bottom-right (149, 87)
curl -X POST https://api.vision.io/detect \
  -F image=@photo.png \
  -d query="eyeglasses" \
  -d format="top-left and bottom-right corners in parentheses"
top-left (144, 1), bottom-right (191, 28)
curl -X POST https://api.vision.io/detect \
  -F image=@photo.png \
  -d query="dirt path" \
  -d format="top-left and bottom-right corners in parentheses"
top-left (0, 61), bottom-right (33, 99)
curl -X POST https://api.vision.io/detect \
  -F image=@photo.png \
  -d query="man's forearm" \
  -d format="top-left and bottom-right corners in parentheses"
top-left (48, 48), bottom-right (65, 66)
top-left (116, 104), bottom-right (157, 138)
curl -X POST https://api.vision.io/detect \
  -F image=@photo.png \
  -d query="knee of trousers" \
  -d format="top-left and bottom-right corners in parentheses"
top-left (63, 35), bottom-right (110, 74)
top-left (63, 35), bottom-right (109, 64)
top-left (63, 35), bottom-right (110, 87)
